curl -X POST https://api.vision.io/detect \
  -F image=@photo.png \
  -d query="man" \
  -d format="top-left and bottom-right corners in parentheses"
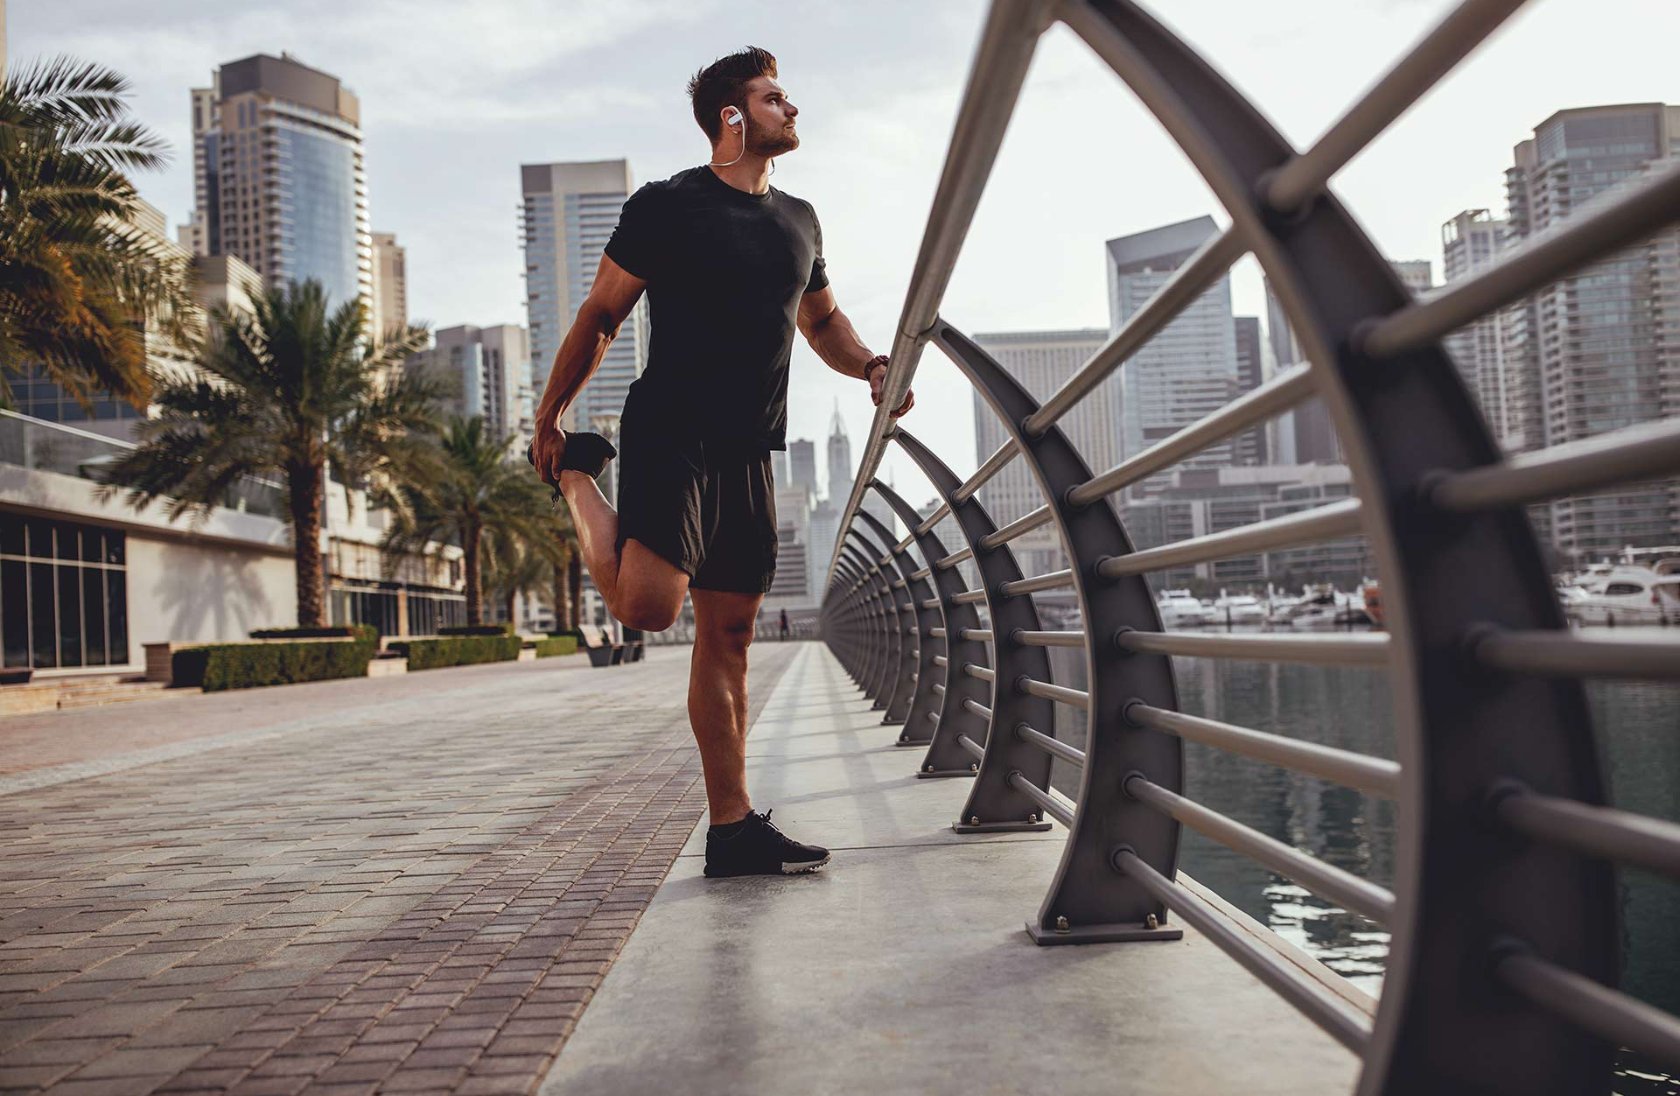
top-left (528, 47), bottom-right (913, 878)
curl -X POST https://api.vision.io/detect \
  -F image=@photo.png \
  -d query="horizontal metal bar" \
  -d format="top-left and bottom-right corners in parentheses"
top-left (896, 603), bottom-right (914, 613)
top-left (1126, 703), bottom-right (1399, 799)
top-left (962, 698), bottom-right (992, 721)
top-left (954, 438), bottom-right (1020, 503)
top-left (1470, 627), bottom-right (1680, 681)
top-left (915, 502), bottom-right (951, 535)
top-left (937, 546), bottom-right (974, 570)
top-left (963, 664), bottom-right (996, 683)
top-left (1113, 848), bottom-right (1371, 1054)
top-left (1006, 770), bottom-right (1074, 826)
top-left (1067, 366), bottom-right (1315, 506)
top-left (1125, 775), bottom-right (1394, 925)
top-left (1495, 948), bottom-right (1680, 1072)
top-left (961, 628), bottom-right (993, 642)
top-left (932, 655), bottom-right (948, 668)
top-left (1495, 783), bottom-right (1680, 880)
top-left (895, 533), bottom-right (916, 554)
top-left (921, 597), bottom-right (941, 610)
top-left (1016, 722), bottom-right (1086, 767)
top-left (1024, 225), bottom-right (1246, 437)
top-left (1018, 677), bottom-right (1090, 710)
top-left (927, 711), bottom-right (939, 723)
top-left (1116, 630), bottom-right (1390, 667)
top-left (931, 683), bottom-right (946, 696)
top-left (951, 589), bottom-right (988, 606)
top-left (957, 734), bottom-right (986, 761)
top-left (979, 505), bottom-right (1053, 550)
top-left (1097, 500), bottom-right (1363, 579)
top-left (1263, 0), bottom-right (1530, 211)
top-left (1361, 156), bottom-right (1680, 358)
top-left (929, 627), bottom-right (947, 639)
top-left (910, 567), bottom-right (932, 581)
top-left (1429, 417), bottom-right (1680, 514)
top-left (1000, 570), bottom-right (1075, 597)
top-left (891, 578), bottom-right (907, 590)
top-left (1013, 630), bottom-right (1086, 648)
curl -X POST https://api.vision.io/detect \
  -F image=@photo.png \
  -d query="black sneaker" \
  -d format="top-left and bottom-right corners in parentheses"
top-left (526, 432), bottom-right (617, 497)
top-left (704, 810), bottom-right (830, 877)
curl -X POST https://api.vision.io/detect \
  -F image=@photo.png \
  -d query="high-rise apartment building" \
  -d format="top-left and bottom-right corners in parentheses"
top-left (370, 231), bottom-right (407, 339)
top-left (1232, 316), bottom-right (1266, 466)
top-left (410, 325), bottom-right (532, 444)
top-left (789, 439), bottom-right (819, 497)
top-left (521, 160), bottom-right (647, 432)
top-left (1441, 209), bottom-right (1526, 448)
top-left (972, 329), bottom-right (1114, 576)
top-left (186, 54), bottom-right (372, 317)
top-left (1107, 217), bottom-right (1238, 488)
top-left (1503, 104), bottom-right (1680, 561)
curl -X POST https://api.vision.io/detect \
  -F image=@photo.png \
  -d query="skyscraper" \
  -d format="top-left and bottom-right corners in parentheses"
top-left (186, 54), bottom-right (371, 316)
top-left (789, 439), bottom-right (818, 497)
top-left (972, 329), bottom-right (1113, 576)
top-left (370, 232), bottom-right (407, 339)
top-left (1442, 209), bottom-right (1523, 448)
top-left (410, 325), bottom-right (532, 444)
top-left (1232, 316), bottom-right (1266, 466)
top-left (1106, 217), bottom-right (1238, 488)
top-left (1504, 104), bottom-right (1680, 561)
top-left (825, 402), bottom-right (853, 505)
top-left (521, 160), bottom-right (647, 432)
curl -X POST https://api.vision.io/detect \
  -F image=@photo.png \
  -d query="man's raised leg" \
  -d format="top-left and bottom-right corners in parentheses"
top-left (558, 469), bottom-right (687, 631)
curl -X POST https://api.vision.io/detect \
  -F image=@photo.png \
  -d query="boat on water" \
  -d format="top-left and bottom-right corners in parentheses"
top-left (1558, 558), bottom-right (1680, 626)
top-left (1211, 593), bottom-right (1267, 626)
top-left (1271, 585), bottom-right (1371, 628)
top-left (1156, 589), bottom-right (1209, 628)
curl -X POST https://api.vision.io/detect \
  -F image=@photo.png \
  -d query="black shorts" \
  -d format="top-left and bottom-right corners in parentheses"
top-left (614, 423), bottom-right (779, 595)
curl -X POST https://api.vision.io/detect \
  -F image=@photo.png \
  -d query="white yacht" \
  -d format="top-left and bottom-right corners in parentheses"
top-left (1211, 593), bottom-right (1267, 626)
top-left (1559, 559), bottom-right (1680, 626)
top-left (1156, 590), bottom-right (1209, 629)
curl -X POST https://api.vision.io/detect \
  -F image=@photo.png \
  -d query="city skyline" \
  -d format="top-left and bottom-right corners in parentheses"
top-left (15, 0), bottom-right (1678, 502)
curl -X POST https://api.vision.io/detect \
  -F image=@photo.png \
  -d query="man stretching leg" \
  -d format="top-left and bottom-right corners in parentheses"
top-left (528, 46), bottom-right (914, 877)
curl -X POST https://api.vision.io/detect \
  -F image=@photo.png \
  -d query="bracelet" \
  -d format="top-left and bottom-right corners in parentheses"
top-left (864, 355), bottom-right (890, 383)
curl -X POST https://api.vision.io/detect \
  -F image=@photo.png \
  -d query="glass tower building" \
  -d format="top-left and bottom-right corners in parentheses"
top-left (186, 54), bottom-right (372, 318)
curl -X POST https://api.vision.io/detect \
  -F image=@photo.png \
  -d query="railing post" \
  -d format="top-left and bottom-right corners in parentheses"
top-left (852, 510), bottom-right (925, 725)
top-left (845, 527), bottom-right (911, 716)
top-left (928, 324), bottom-right (1184, 944)
top-left (829, 556), bottom-right (867, 683)
top-left (892, 430), bottom-right (1055, 833)
top-left (839, 542), bottom-right (891, 705)
top-left (868, 481), bottom-right (955, 748)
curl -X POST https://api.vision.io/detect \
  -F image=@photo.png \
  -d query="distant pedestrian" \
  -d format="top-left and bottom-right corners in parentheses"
top-left (779, 608), bottom-right (790, 641)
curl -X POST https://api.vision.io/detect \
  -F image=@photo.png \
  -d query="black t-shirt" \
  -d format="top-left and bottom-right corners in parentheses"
top-left (604, 166), bottom-right (828, 452)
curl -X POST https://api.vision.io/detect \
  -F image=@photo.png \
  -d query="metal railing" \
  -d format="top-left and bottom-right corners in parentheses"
top-left (818, 1), bottom-right (1680, 1092)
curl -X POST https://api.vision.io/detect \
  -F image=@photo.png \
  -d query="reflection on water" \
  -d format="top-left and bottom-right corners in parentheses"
top-left (1041, 646), bottom-right (1679, 1093)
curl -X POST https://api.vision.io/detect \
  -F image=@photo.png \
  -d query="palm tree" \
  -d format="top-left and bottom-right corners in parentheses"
top-left (0, 58), bottom-right (195, 408)
top-left (102, 280), bottom-right (437, 626)
top-left (382, 416), bottom-right (567, 627)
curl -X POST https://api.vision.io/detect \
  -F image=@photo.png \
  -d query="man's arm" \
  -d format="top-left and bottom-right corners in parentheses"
top-left (797, 287), bottom-right (914, 417)
top-left (530, 254), bottom-right (647, 481)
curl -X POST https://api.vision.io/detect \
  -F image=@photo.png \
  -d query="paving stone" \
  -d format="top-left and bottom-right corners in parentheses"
top-left (0, 645), bottom-right (800, 1094)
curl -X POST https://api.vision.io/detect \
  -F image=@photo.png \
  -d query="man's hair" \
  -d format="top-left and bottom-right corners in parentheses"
top-left (688, 47), bottom-right (778, 143)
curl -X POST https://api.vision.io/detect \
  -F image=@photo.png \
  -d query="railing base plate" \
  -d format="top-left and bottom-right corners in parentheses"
top-left (916, 769), bottom-right (978, 780)
top-left (879, 716), bottom-right (906, 726)
top-left (1025, 922), bottom-right (1184, 947)
top-left (952, 819), bottom-right (1053, 834)
top-left (895, 737), bottom-right (933, 747)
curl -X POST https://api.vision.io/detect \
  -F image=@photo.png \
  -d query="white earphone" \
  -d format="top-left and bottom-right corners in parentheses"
top-left (710, 106), bottom-right (748, 168)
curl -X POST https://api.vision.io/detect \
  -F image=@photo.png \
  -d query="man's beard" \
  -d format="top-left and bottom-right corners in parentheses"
top-left (746, 117), bottom-right (798, 157)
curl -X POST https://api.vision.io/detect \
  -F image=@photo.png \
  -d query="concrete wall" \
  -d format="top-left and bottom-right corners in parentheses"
top-left (123, 536), bottom-right (297, 666)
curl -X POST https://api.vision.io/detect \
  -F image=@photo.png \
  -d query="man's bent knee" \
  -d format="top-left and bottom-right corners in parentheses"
top-left (615, 593), bottom-right (682, 633)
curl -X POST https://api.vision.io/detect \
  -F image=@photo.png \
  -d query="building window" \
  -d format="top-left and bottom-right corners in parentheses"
top-left (1, 516), bottom-right (129, 670)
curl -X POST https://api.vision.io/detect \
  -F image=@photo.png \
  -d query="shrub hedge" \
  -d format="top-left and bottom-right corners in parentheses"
top-left (534, 636), bottom-right (578, 658)
top-left (390, 634), bottom-right (522, 671)
top-left (174, 625), bottom-right (379, 692)
top-left (438, 624), bottom-right (516, 637)
top-left (250, 626), bottom-right (361, 640)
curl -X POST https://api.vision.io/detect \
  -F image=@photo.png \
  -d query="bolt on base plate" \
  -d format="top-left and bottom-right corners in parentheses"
top-left (951, 818), bottom-right (1054, 833)
top-left (1025, 921), bottom-right (1184, 946)
top-left (916, 768), bottom-right (980, 780)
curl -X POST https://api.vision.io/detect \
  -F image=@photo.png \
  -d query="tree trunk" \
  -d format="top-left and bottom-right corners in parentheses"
top-left (464, 521), bottom-right (484, 626)
top-left (551, 556), bottom-right (570, 634)
top-left (289, 461), bottom-right (326, 627)
top-left (567, 552), bottom-right (583, 630)
top-left (505, 587), bottom-right (517, 627)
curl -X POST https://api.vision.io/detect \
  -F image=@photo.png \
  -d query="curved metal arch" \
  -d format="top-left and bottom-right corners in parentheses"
top-left (846, 522), bottom-right (916, 722)
top-left (838, 540), bottom-right (894, 705)
top-left (843, 532), bottom-right (902, 710)
top-left (893, 430), bottom-right (1057, 834)
top-left (853, 507), bottom-right (927, 725)
top-left (869, 480), bottom-right (956, 748)
top-left (926, 331), bottom-right (1184, 943)
top-left (833, 545), bottom-right (877, 688)
top-left (1062, 2), bottom-right (1613, 1090)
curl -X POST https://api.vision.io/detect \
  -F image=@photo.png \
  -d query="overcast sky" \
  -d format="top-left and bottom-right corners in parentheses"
top-left (12, 0), bottom-right (1679, 505)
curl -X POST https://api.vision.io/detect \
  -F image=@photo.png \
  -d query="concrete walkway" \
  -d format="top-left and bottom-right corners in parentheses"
top-left (540, 644), bottom-right (1362, 1096)
top-left (0, 643), bottom-right (800, 1094)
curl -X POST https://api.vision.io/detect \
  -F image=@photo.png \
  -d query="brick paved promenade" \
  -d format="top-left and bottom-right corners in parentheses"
top-left (0, 642), bottom-right (802, 1094)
